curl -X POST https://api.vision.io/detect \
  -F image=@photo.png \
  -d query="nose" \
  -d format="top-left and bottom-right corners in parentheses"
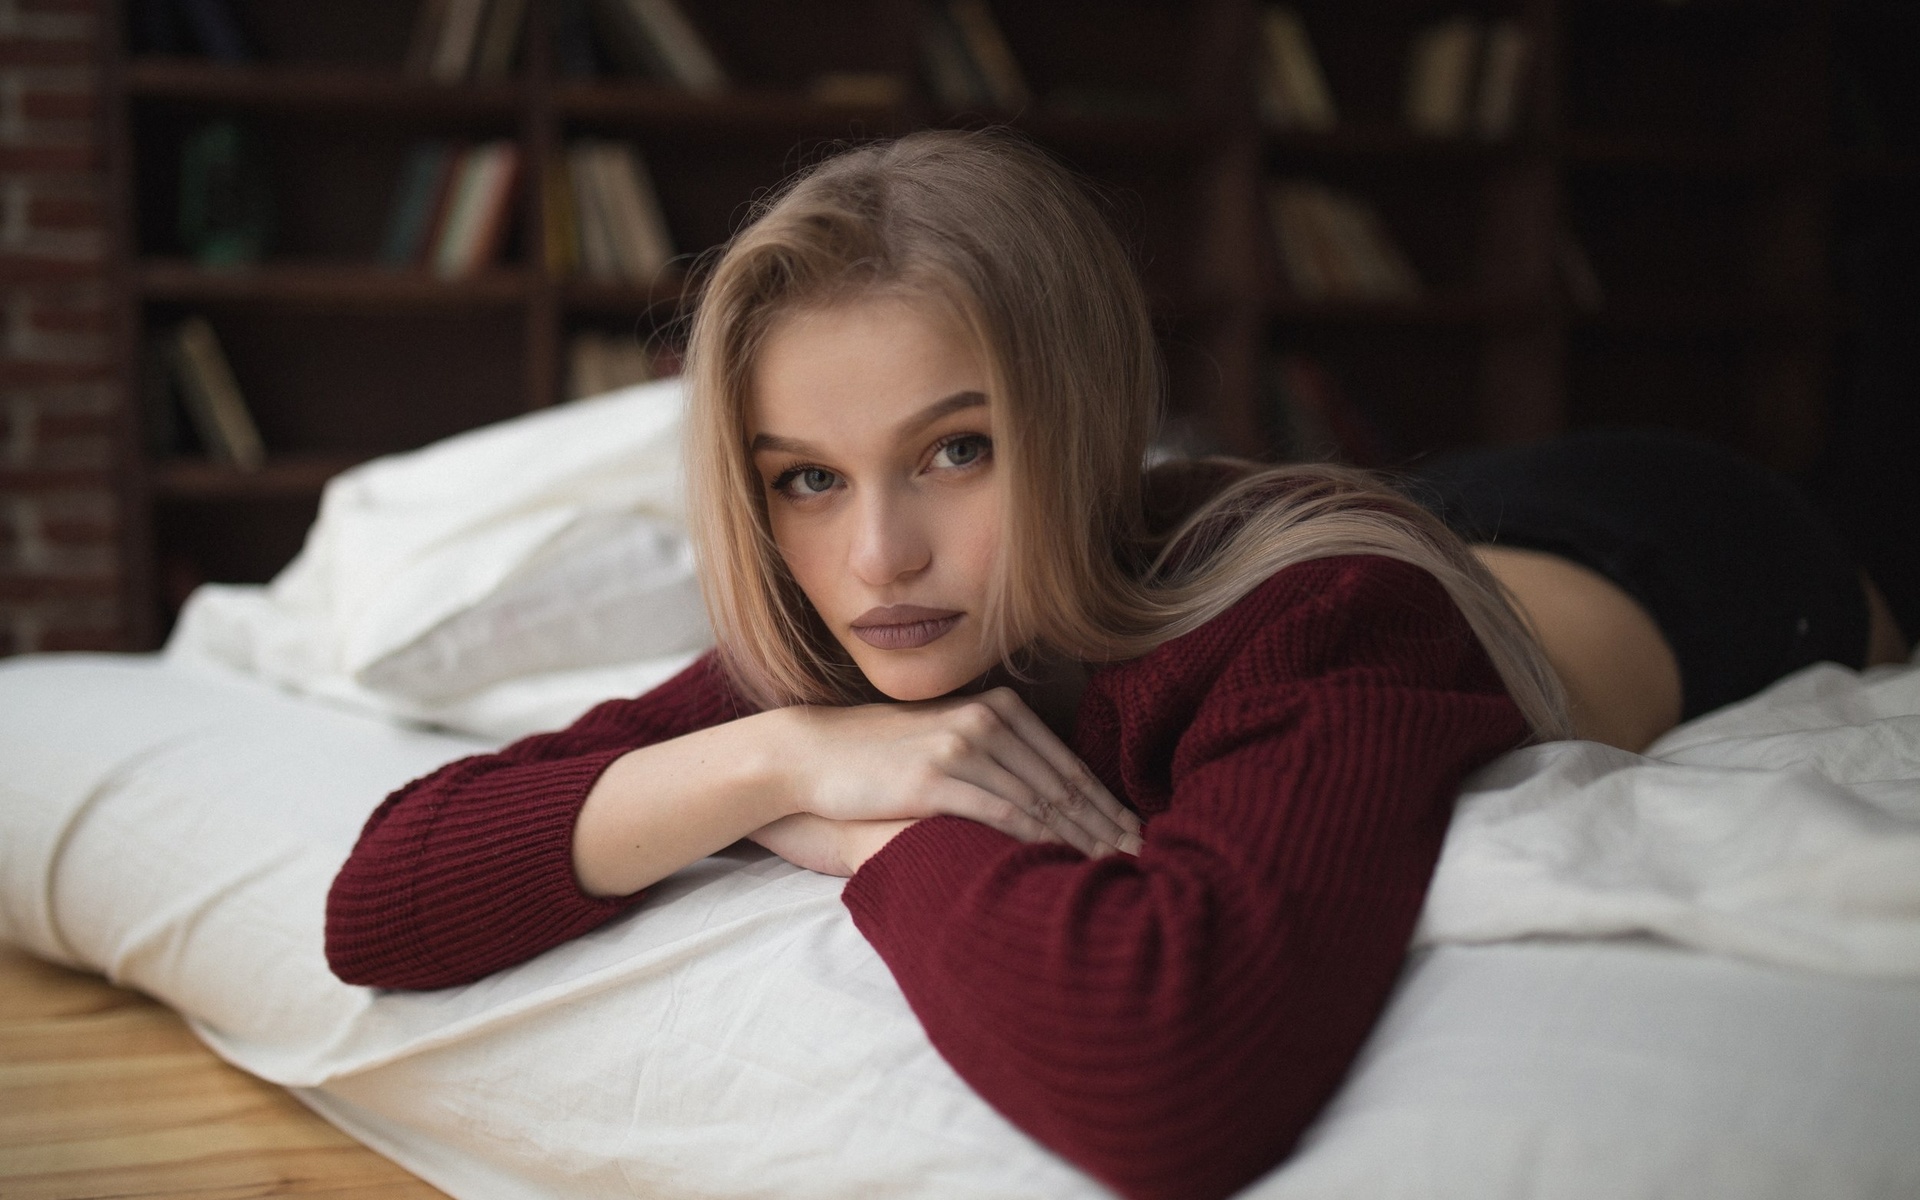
top-left (847, 484), bottom-right (930, 586)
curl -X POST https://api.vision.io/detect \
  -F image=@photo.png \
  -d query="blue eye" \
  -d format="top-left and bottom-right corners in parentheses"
top-left (773, 466), bottom-right (838, 498)
top-left (931, 435), bottom-right (991, 470)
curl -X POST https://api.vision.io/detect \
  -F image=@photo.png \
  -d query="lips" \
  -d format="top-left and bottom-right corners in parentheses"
top-left (849, 605), bottom-right (963, 650)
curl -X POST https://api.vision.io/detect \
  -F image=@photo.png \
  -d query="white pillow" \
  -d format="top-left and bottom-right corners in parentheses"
top-left (355, 513), bottom-right (709, 702)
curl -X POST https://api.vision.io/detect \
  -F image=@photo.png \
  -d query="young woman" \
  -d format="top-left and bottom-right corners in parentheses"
top-left (327, 131), bottom-right (1906, 1200)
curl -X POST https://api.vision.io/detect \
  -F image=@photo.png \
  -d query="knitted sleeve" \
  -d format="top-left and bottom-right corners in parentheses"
top-left (324, 651), bottom-right (746, 989)
top-left (840, 557), bottom-right (1528, 1200)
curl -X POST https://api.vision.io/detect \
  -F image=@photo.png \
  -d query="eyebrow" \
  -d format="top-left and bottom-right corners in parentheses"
top-left (750, 390), bottom-right (987, 456)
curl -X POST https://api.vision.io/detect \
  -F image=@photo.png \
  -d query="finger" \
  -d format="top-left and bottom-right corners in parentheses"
top-left (976, 689), bottom-right (1145, 851)
top-left (928, 777), bottom-right (1063, 847)
top-left (954, 755), bottom-right (1116, 858)
top-left (972, 723), bottom-right (1134, 855)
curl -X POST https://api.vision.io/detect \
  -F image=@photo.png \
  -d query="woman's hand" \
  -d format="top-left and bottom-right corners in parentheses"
top-left (747, 813), bottom-right (916, 877)
top-left (770, 687), bottom-right (1143, 859)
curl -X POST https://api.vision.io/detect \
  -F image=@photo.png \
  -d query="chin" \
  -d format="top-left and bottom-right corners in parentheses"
top-left (854, 652), bottom-right (991, 702)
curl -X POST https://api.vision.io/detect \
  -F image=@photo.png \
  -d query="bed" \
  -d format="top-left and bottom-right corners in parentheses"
top-left (3, 381), bottom-right (1918, 1199)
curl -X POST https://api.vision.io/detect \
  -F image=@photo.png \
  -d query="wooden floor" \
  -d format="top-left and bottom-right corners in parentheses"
top-left (0, 944), bottom-right (448, 1199)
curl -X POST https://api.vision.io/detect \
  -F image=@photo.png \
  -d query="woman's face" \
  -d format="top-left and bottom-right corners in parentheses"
top-left (749, 294), bottom-right (1003, 702)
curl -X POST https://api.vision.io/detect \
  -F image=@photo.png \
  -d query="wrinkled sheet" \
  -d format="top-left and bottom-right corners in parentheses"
top-left (2, 652), bottom-right (1917, 1199)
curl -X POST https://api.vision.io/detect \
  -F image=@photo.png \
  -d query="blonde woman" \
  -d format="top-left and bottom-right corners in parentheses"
top-left (328, 132), bottom-right (1905, 1200)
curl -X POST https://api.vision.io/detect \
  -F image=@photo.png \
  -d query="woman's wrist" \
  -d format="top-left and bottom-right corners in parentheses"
top-left (843, 818), bottom-right (917, 874)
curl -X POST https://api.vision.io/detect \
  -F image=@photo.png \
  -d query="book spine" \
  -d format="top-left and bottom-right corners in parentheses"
top-left (474, 0), bottom-right (530, 81)
top-left (587, 0), bottom-right (667, 77)
top-left (1405, 18), bottom-right (1481, 136)
top-left (381, 141), bottom-right (451, 267)
top-left (405, 0), bottom-right (454, 77)
top-left (431, 0), bottom-right (490, 83)
top-left (543, 160), bottom-right (581, 277)
top-left (1474, 22), bottom-right (1529, 140)
top-left (568, 142), bottom-right (620, 280)
top-left (1261, 7), bottom-right (1336, 130)
top-left (1268, 184), bottom-right (1332, 300)
top-left (464, 143), bottom-right (523, 271)
top-left (608, 144), bottom-right (676, 281)
top-left (172, 316), bottom-right (265, 470)
top-left (625, 0), bottom-right (728, 93)
top-left (946, 0), bottom-right (1029, 110)
top-left (919, 4), bottom-right (991, 107)
top-left (430, 145), bottom-right (490, 275)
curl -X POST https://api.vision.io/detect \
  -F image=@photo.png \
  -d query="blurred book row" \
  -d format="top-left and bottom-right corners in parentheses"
top-left (143, 318), bottom-right (678, 468)
top-left (1259, 4), bottom-right (1531, 139)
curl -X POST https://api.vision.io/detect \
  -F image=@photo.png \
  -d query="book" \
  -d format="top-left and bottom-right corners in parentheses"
top-left (1405, 17), bottom-right (1480, 137)
top-left (568, 142), bottom-right (621, 280)
top-left (405, 0), bottom-right (454, 76)
top-left (543, 160), bottom-right (581, 277)
top-left (170, 316), bottom-right (265, 471)
top-left (567, 330), bottom-right (659, 399)
top-left (1258, 6), bottom-right (1336, 131)
top-left (177, 119), bottom-right (272, 267)
top-left (590, 0), bottom-right (727, 92)
top-left (586, 141), bottom-right (676, 283)
top-left (429, 0), bottom-right (490, 83)
top-left (1267, 181), bottom-right (1421, 301)
top-left (381, 141), bottom-right (455, 267)
top-left (431, 142), bottom-right (522, 277)
top-left (946, 0), bottom-right (1030, 110)
top-left (919, 3), bottom-right (992, 108)
top-left (1474, 21), bottom-right (1529, 139)
top-left (625, 0), bottom-right (728, 93)
top-left (473, 0), bottom-right (529, 81)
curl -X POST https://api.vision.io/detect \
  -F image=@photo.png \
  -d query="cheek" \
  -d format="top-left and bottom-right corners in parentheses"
top-left (767, 511), bottom-right (834, 608)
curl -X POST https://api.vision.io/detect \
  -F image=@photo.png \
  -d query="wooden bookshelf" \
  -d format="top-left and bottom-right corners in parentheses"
top-left (103, 0), bottom-right (1899, 646)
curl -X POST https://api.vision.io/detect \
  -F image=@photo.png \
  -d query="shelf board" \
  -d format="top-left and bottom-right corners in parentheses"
top-left (150, 453), bottom-right (367, 501)
top-left (561, 276), bottom-right (693, 315)
top-left (1264, 293), bottom-right (1534, 327)
top-left (126, 59), bottom-right (524, 116)
top-left (1569, 295), bottom-right (1838, 335)
top-left (1264, 123), bottom-right (1528, 165)
top-left (139, 261), bottom-right (531, 308)
top-left (1556, 131), bottom-right (1811, 175)
top-left (557, 82), bottom-right (906, 137)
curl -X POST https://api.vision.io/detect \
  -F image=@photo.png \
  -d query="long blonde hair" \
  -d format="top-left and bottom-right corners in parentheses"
top-left (684, 130), bottom-right (1570, 738)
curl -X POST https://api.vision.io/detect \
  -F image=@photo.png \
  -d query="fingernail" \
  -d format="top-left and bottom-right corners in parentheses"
top-left (1122, 833), bottom-right (1144, 855)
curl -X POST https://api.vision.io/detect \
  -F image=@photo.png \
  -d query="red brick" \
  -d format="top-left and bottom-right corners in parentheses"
top-left (18, 0), bottom-right (102, 15)
top-left (25, 303), bottom-right (107, 336)
top-left (0, 464), bottom-right (110, 488)
top-left (0, 575), bottom-right (117, 600)
top-left (0, 144), bottom-right (97, 172)
top-left (19, 88), bottom-right (96, 122)
top-left (0, 361), bottom-right (111, 386)
top-left (0, 254), bottom-right (103, 281)
top-left (0, 41), bottom-right (95, 68)
top-left (24, 193), bottom-right (103, 229)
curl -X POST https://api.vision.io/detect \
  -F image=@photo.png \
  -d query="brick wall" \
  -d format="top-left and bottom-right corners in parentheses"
top-left (0, 0), bottom-right (126, 656)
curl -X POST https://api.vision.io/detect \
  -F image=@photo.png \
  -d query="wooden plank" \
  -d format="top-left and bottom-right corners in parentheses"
top-left (0, 945), bottom-right (448, 1199)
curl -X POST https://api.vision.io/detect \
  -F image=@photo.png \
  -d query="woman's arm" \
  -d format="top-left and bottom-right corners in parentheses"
top-left (840, 557), bottom-right (1529, 1200)
top-left (327, 656), bottom-right (1141, 990)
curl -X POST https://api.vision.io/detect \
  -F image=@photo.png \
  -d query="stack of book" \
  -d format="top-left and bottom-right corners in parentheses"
top-left (1404, 17), bottom-right (1530, 139)
top-left (566, 330), bottom-right (665, 399)
top-left (1269, 353), bottom-right (1389, 468)
top-left (406, 0), bottom-right (529, 84)
top-left (549, 140), bottom-right (677, 285)
top-left (381, 141), bottom-right (523, 278)
top-left (1257, 6), bottom-right (1336, 131)
top-left (160, 316), bottom-right (266, 470)
top-left (558, 0), bottom-right (729, 92)
top-left (919, 0), bottom-right (1030, 110)
top-left (1267, 181), bottom-right (1423, 302)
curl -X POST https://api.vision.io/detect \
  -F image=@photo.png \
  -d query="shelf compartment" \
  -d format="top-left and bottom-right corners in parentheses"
top-left (139, 261), bottom-right (531, 309)
top-left (1264, 293), bottom-right (1537, 327)
top-left (149, 453), bottom-right (366, 501)
top-left (126, 60), bottom-right (525, 116)
top-left (556, 83), bottom-right (907, 138)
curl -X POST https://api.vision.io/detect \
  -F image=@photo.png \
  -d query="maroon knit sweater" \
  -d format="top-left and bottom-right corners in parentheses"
top-left (326, 554), bottom-right (1526, 1200)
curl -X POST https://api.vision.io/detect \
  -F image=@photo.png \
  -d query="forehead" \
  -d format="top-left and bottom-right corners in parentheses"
top-left (748, 294), bottom-right (986, 438)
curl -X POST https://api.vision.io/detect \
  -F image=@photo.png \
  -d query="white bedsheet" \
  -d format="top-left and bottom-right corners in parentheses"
top-left (3, 651), bottom-right (1918, 1198)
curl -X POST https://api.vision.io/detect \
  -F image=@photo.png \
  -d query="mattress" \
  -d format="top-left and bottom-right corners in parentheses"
top-left (2, 651), bottom-right (1918, 1199)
